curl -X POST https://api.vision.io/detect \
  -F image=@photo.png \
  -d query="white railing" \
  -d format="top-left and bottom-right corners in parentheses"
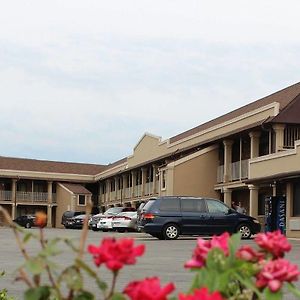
top-left (134, 184), bottom-right (142, 197)
top-left (156, 181), bottom-right (159, 193)
top-left (217, 165), bottom-right (224, 183)
top-left (16, 192), bottom-right (49, 202)
top-left (217, 160), bottom-right (249, 183)
top-left (0, 191), bottom-right (12, 201)
top-left (145, 182), bottom-right (153, 195)
top-left (110, 191), bottom-right (116, 200)
top-left (284, 126), bottom-right (300, 149)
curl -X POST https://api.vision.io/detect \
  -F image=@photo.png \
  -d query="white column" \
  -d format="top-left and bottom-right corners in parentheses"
top-left (152, 165), bottom-right (157, 195)
top-left (131, 171), bottom-right (136, 198)
top-left (223, 140), bottom-right (233, 182)
top-left (249, 184), bottom-right (259, 218)
top-left (273, 124), bottom-right (285, 152)
top-left (249, 131), bottom-right (261, 159)
top-left (223, 188), bottom-right (232, 207)
top-left (141, 167), bottom-right (147, 196)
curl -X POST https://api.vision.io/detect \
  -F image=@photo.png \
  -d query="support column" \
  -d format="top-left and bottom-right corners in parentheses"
top-left (286, 183), bottom-right (292, 232)
top-left (223, 140), bottom-right (234, 183)
top-left (248, 184), bottom-right (259, 218)
top-left (152, 165), bottom-right (157, 195)
top-left (141, 167), bottom-right (147, 196)
top-left (114, 178), bottom-right (117, 201)
top-left (47, 181), bottom-right (53, 227)
top-left (273, 124), bottom-right (285, 152)
top-left (249, 131), bottom-right (261, 159)
top-left (12, 179), bottom-right (17, 219)
top-left (131, 171), bottom-right (136, 198)
top-left (47, 205), bottom-right (52, 227)
top-left (223, 188), bottom-right (232, 207)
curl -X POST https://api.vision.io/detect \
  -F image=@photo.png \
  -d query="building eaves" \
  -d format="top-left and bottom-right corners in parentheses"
top-left (170, 82), bottom-right (300, 143)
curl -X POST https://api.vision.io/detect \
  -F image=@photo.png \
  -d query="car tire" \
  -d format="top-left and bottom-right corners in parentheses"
top-left (237, 223), bottom-right (252, 239)
top-left (25, 222), bottom-right (31, 229)
top-left (163, 223), bottom-right (179, 240)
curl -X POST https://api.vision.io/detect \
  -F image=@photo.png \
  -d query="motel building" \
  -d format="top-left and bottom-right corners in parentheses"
top-left (1, 82), bottom-right (300, 238)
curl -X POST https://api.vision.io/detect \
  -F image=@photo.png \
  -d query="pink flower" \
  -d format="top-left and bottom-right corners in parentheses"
top-left (88, 238), bottom-right (145, 271)
top-left (236, 245), bottom-right (264, 262)
top-left (179, 287), bottom-right (224, 300)
top-left (123, 277), bottom-right (175, 300)
top-left (256, 258), bottom-right (300, 292)
top-left (185, 233), bottom-right (230, 269)
top-left (254, 230), bottom-right (291, 258)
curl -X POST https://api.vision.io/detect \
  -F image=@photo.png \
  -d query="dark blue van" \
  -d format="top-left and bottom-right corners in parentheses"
top-left (138, 196), bottom-right (261, 240)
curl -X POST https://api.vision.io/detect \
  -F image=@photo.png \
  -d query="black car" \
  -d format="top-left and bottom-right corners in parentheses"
top-left (138, 196), bottom-right (261, 240)
top-left (13, 215), bottom-right (36, 228)
top-left (64, 214), bottom-right (89, 229)
top-left (61, 211), bottom-right (86, 228)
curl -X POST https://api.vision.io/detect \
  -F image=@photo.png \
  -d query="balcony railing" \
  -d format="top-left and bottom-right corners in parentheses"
top-left (16, 192), bottom-right (57, 203)
top-left (217, 159), bottom-right (249, 183)
top-left (0, 191), bottom-right (12, 201)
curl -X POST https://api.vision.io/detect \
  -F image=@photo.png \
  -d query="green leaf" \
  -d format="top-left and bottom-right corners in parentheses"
top-left (263, 287), bottom-right (282, 300)
top-left (75, 259), bottom-right (107, 291)
top-left (286, 283), bottom-right (300, 298)
top-left (110, 293), bottom-right (127, 300)
top-left (60, 266), bottom-right (83, 291)
top-left (25, 257), bottom-right (45, 275)
top-left (23, 232), bottom-right (33, 244)
top-left (228, 232), bottom-right (241, 260)
top-left (24, 287), bottom-right (50, 300)
top-left (74, 291), bottom-right (95, 300)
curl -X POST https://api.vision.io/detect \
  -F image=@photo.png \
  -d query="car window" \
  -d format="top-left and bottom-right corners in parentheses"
top-left (159, 199), bottom-right (180, 211)
top-left (206, 200), bottom-right (229, 214)
top-left (143, 200), bottom-right (156, 211)
top-left (181, 199), bottom-right (206, 212)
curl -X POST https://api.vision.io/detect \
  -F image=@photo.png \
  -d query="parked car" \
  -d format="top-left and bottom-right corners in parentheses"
top-left (112, 211), bottom-right (138, 232)
top-left (64, 214), bottom-right (89, 229)
top-left (61, 211), bottom-right (85, 228)
top-left (138, 196), bottom-right (261, 240)
top-left (13, 215), bottom-right (36, 228)
top-left (90, 207), bottom-right (136, 231)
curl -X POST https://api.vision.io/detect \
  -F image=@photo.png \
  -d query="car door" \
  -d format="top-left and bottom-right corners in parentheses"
top-left (180, 198), bottom-right (210, 235)
top-left (205, 199), bottom-right (237, 234)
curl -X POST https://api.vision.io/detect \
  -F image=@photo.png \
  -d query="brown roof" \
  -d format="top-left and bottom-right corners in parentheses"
top-left (0, 156), bottom-right (107, 175)
top-left (60, 183), bottom-right (92, 194)
top-left (270, 93), bottom-right (300, 124)
top-left (170, 82), bottom-right (300, 143)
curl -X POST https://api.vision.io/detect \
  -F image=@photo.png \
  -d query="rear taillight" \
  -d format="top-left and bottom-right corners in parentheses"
top-left (143, 213), bottom-right (155, 220)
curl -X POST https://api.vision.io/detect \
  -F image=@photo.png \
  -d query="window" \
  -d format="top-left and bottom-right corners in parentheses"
top-left (293, 182), bottom-right (300, 216)
top-left (206, 199), bottom-right (229, 214)
top-left (159, 198), bottom-right (180, 211)
top-left (181, 199), bottom-right (206, 212)
top-left (78, 195), bottom-right (86, 206)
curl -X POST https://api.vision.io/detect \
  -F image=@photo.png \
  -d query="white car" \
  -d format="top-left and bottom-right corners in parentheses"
top-left (112, 211), bottom-right (138, 232)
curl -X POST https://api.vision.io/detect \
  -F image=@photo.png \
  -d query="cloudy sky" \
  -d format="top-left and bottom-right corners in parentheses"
top-left (0, 0), bottom-right (299, 165)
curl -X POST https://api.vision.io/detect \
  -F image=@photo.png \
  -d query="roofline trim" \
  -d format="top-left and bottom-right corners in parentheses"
top-left (168, 102), bottom-right (280, 148)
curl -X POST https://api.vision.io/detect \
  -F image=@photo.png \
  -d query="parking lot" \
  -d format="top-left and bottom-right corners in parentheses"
top-left (1, 227), bottom-right (300, 299)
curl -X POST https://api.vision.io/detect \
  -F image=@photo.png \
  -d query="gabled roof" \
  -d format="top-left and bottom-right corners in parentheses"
top-left (170, 82), bottom-right (300, 143)
top-left (0, 156), bottom-right (107, 176)
top-left (270, 93), bottom-right (300, 124)
top-left (60, 183), bottom-right (92, 194)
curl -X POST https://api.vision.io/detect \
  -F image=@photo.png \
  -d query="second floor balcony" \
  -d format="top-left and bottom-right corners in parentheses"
top-left (0, 191), bottom-right (57, 204)
top-left (217, 159), bottom-right (249, 183)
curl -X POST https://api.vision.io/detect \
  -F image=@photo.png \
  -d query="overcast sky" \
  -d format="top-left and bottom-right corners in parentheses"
top-left (0, 0), bottom-right (299, 165)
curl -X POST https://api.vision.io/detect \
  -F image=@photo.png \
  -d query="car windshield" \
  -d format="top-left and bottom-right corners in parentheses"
top-left (142, 200), bottom-right (156, 211)
top-left (104, 207), bottom-right (123, 215)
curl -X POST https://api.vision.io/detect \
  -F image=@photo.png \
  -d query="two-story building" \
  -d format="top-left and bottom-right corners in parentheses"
top-left (1, 82), bottom-right (300, 237)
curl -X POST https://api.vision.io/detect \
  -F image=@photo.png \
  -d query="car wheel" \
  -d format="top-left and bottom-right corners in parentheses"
top-left (25, 222), bottom-right (31, 229)
top-left (237, 223), bottom-right (251, 239)
top-left (163, 224), bottom-right (179, 240)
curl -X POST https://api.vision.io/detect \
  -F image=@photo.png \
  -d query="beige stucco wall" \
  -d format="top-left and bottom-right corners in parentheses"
top-left (249, 141), bottom-right (300, 179)
top-left (171, 146), bottom-right (219, 198)
top-left (55, 184), bottom-right (73, 228)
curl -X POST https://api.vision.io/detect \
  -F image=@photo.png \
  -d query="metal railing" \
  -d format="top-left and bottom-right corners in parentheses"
top-left (16, 192), bottom-right (57, 203)
top-left (217, 159), bottom-right (249, 183)
top-left (0, 191), bottom-right (12, 201)
top-left (284, 126), bottom-right (300, 149)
